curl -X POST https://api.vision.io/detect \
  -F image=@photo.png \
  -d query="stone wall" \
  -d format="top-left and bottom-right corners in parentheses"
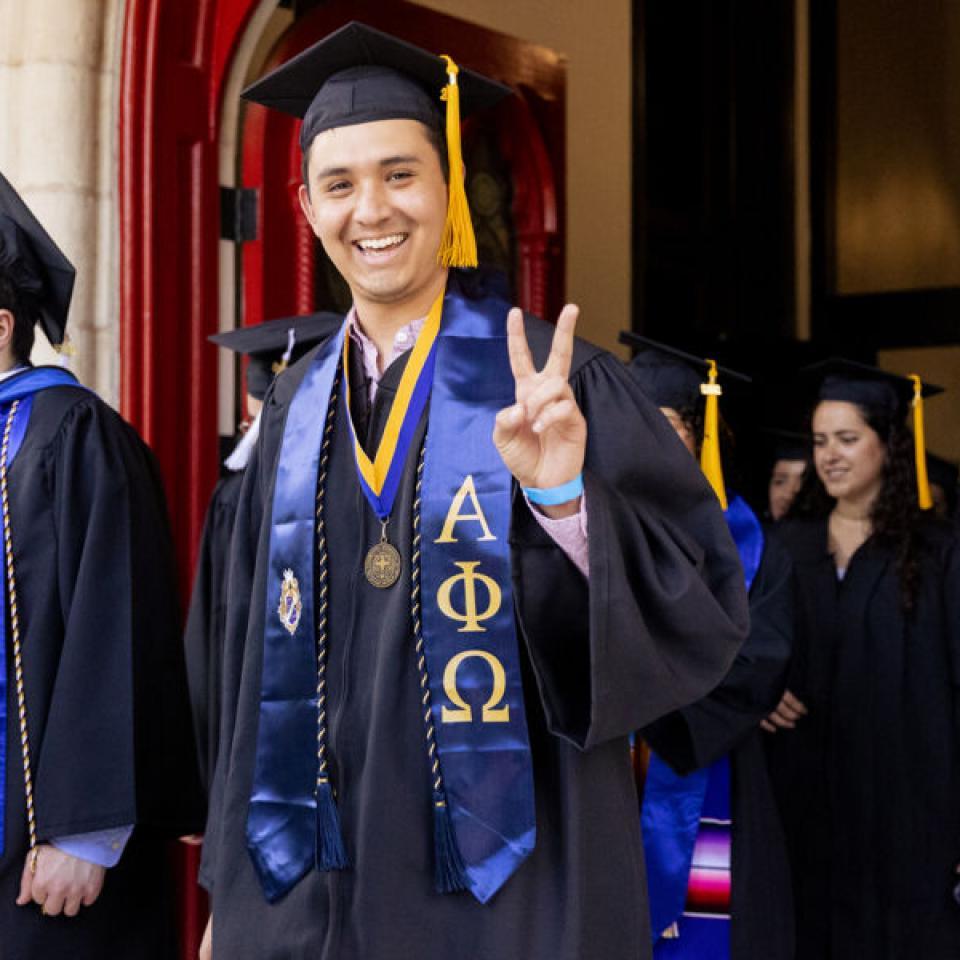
top-left (0, 0), bottom-right (125, 403)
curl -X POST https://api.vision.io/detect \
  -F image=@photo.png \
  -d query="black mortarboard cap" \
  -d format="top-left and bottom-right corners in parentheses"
top-left (0, 171), bottom-right (75, 347)
top-left (210, 312), bottom-right (342, 400)
top-left (762, 428), bottom-right (810, 464)
top-left (242, 22), bottom-right (512, 153)
top-left (619, 332), bottom-right (752, 409)
top-left (802, 358), bottom-right (943, 419)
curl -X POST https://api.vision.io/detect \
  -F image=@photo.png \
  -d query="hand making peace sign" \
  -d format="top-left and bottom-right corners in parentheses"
top-left (493, 305), bottom-right (587, 511)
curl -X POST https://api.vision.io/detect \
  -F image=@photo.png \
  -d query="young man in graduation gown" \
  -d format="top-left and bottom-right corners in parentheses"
top-left (0, 172), bottom-right (202, 958)
top-left (199, 23), bottom-right (750, 960)
top-left (185, 312), bottom-right (341, 799)
top-left (623, 336), bottom-right (794, 960)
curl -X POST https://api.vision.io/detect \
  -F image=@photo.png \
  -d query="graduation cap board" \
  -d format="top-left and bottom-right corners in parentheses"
top-left (243, 22), bottom-right (512, 270)
top-left (620, 332), bottom-right (753, 510)
top-left (801, 358), bottom-right (945, 510)
top-left (619, 332), bottom-right (752, 410)
top-left (0, 171), bottom-right (75, 348)
top-left (802, 358), bottom-right (943, 414)
top-left (210, 312), bottom-right (342, 400)
top-left (762, 428), bottom-right (810, 465)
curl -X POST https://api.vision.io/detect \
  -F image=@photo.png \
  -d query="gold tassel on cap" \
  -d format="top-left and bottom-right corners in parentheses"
top-left (909, 374), bottom-right (933, 510)
top-left (700, 359), bottom-right (728, 510)
top-left (437, 55), bottom-right (478, 269)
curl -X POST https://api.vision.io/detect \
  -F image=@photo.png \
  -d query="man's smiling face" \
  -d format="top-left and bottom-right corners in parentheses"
top-left (298, 118), bottom-right (449, 313)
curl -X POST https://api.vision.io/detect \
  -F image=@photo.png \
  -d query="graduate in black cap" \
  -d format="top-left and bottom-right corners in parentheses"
top-left (184, 312), bottom-right (341, 801)
top-left (198, 23), bottom-right (749, 960)
top-left (763, 359), bottom-right (960, 959)
top-left (623, 333), bottom-right (794, 960)
top-left (764, 430), bottom-right (810, 522)
top-left (0, 171), bottom-right (202, 956)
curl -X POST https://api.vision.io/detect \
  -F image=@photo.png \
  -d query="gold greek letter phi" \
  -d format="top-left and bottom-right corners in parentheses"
top-left (434, 475), bottom-right (497, 543)
top-left (436, 561), bottom-right (502, 633)
top-left (441, 650), bottom-right (510, 724)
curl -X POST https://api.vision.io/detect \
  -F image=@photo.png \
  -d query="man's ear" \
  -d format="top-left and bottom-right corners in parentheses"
top-left (0, 310), bottom-right (15, 354)
top-left (297, 183), bottom-right (317, 233)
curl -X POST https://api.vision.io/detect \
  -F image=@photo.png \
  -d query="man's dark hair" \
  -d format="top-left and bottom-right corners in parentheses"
top-left (301, 120), bottom-right (450, 193)
top-left (0, 266), bottom-right (38, 364)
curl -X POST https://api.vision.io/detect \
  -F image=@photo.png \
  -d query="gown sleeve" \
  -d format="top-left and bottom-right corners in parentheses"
top-left (642, 532), bottom-right (794, 773)
top-left (31, 398), bottom-right (202, 839)
top-left (199, 420), bottom-right (270, 890)
top-left (184, 474), bottom-right (243, 798)
top-left (511, 349), bottom-right (750, 750)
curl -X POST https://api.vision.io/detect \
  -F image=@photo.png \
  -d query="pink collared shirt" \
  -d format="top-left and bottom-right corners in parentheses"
top-left (347, 309), bottom-right (588, 577)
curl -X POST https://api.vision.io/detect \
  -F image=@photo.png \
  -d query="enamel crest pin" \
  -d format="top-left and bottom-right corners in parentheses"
top-left (278, 568), bottom-right (302, 636)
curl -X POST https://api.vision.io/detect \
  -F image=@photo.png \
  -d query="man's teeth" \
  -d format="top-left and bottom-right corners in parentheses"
top-left (357, 234), bottom-right (406, 251)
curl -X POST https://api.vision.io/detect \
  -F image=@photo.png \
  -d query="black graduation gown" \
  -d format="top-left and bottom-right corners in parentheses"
top-left (184, 469), bottom-right (244, 799)
top-left (201, 309), bottom-right (751, 960)
top-left (643, 531), bottom-right (795, 960)
top-left (0, 385), bottom-right (203, 960)
top-left (767, 517), bottom-right (960, 960)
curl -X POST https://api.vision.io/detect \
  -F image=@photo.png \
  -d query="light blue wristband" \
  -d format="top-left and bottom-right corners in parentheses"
top-left (523, 474), bottom-right (584, 506)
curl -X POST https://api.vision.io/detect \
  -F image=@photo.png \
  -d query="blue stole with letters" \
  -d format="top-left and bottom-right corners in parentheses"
top-left (0, 365), bottom-right (87, 856)
top-left (247, 284), bottom-right (536, 904)
top-left (642, 494), bottom-right (763, 955)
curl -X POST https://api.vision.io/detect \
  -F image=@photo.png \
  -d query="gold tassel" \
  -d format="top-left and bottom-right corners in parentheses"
top-left (437, 55), bottom-right (478, 269)
top-left (700, 359), bottom-right (728, 510)
top-left (53, 333), bottom-right (77, 357)
top-left (910, 374), bottom-right (933, 510)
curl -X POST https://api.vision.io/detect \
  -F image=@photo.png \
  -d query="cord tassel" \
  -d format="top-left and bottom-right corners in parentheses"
top-left (437, 55), bottom-right (478, 268)
top-left (699, 359), bottom-right (728, 510)
top-left (432, 799), bottom-right (467, 893)
top-left (910, 374), bottom-right (933, 510)
top-left (315, 779), bottom-right (348, 870)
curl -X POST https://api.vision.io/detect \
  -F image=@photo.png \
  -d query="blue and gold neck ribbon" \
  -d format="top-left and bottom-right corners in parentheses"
top-left (0, 365), bottom-right (86, 857)
top-left (642, 495), bottom-right (763, 952)
top-left (418, 286), bottom-right (535, 903)
top-left (341, 293), bottom-right (442, 521)
top-left (246, 323), bottom-right (346, 902)
top-left (247, 279), bottom-right (535, 904)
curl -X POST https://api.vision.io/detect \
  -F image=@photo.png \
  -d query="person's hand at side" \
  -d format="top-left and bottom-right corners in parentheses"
top-left (16, 845), bottom-right (105, 917)
top-left (200, 915), bottom-right (213, 960)
top-left (761, 689), bottom-right (808, 733)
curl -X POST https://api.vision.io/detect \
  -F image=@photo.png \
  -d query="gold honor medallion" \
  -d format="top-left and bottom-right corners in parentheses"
top-left (278, 569), bottom-right (303, 635)
top-left (365, 540), bottom-right (402, 589)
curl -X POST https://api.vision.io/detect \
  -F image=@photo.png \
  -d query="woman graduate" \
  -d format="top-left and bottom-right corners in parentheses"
top-left (198, 22), bottom-right (750, 960)
top-left (765, 359), bottom-right (960, 959)
top-left (623, 333), bottom-right (794, 960)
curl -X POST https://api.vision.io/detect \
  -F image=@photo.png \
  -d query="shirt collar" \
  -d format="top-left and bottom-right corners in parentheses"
top-left (347, 307), bottom-right (427, 376)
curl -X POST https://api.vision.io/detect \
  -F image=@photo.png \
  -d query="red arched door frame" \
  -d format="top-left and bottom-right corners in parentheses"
top-left (120, 4), bottom-right (269, 957)
top-left (241, 0), bottom-right (565, 328)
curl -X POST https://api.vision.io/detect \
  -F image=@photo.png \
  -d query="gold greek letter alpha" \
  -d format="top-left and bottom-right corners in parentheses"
top-left (434, 475), bottom-right (497, 543)
top-left (436, 561), bottom-right (502, 633)
top-left (441, 650), bottom-right (510, 724)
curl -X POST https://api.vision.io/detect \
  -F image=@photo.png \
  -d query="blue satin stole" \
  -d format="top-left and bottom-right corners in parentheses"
top-left (247, 286), bottom-right (536, 904)
top-left (0, 365), bottom-right (87, 856)
top-left (642, 494), bottom-right (764, 948)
